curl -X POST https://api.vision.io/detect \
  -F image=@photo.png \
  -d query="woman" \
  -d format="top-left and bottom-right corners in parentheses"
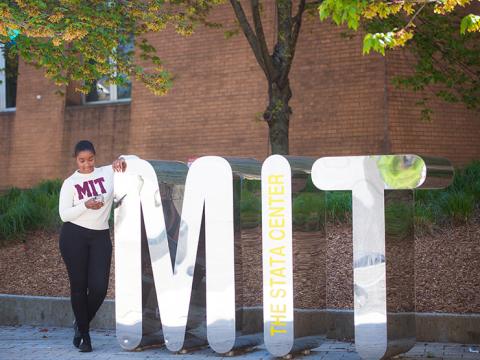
top-left (58, 140), bottom-right (130, 352)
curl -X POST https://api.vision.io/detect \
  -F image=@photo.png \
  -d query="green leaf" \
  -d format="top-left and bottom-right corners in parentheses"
top-left (460, 14), bottom-right (480, 34)
top-left (460, 15), bottom-right (472, 34)
top-left (318, 3), bottom-right (330, 21)
top-left (362, 33), bottom-right (373, 54)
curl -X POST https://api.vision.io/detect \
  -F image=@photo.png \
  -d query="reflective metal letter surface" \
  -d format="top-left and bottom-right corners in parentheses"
top-left (262, 155), bottom-right (327, 356)
top-left (311, 155), bottom-right (453, 360)
top-left (115, 157), bottom-right (236, 352)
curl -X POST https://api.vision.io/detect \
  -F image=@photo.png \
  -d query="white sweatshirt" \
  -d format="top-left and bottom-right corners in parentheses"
top-left (58, 156), bottom-right (137, 230)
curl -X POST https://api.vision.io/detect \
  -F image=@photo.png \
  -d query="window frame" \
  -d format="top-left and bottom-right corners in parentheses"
top-left (0, 43), bottom-right (17, 112)
top-left (82, 78), bottom-right (132, 105)
top-left (82, 40), bottom-right (133, 105)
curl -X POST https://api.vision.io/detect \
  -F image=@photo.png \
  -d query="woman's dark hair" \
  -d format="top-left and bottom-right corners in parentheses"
top-left (74, 140), bottom-right (96, 157)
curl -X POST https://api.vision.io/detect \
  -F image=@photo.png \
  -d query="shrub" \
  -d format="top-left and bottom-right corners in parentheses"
top-left (439, 191), bottom-right (475, 224)
top-left (414, 204), bottom-right (436, 233)
top-left (385, 201), bottom-right (413, 239)
top-left (293, 192), bottom-right (326, 231)
top-left (0, 160), bottom-right (477, 243)
top-left (325, 191), bottom-right (351, 223)
top-left (414, 161), bottom-right (479, 227)
top-left (240, 188), bottom-right (261, 228)
top-left (457, 161), bottom-right (480, 203)
top-left (0, 179), bottom-right (62, 244)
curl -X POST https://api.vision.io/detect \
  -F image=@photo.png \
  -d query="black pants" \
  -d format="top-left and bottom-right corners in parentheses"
top-left (59, 222), bottom-right (112, 334)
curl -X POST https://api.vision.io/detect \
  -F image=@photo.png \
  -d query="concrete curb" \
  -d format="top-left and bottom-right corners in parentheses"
top-left (1, 294), bottom-right (479, 343)
top-left (0, 294), bottom-right (114, 329)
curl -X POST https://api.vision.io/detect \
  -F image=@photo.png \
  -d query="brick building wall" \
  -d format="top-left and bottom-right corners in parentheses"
top-left (0, 112), bottom-right (14, 190)
top-left (5, 61), bottom-right (65, 189)
top-left (61, 103), bottom-right (131, 176)
top-left (128, 5), bottom-right (272, 161)
top-left (387, 50), bottom-right (480, 165)
top-left (127, 6), bottom-right (390, 162)
top-left (289, 19), bottom-right (388, 157)
top-left (0, 4), bottom-right (479, 321)
top-left (0, 4), bottom-right (478, 190)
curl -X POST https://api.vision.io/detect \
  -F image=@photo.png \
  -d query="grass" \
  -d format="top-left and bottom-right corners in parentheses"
top-left (0, 161), bottom-right (478, 243)
top-left (292, 192), bottom-right (325, 231)
top-left (0, 179), bottom-right (62, 244)
top-left (291, 161), bottom-right (480, 232)
top-left (239, 184), bottom-right (262, 228)
top-left (385, 200), bottom-right (414, 238)
top-left (325, 191), bottom-right (351, 224)
top-left (414, 161), bottom-right (480, 230)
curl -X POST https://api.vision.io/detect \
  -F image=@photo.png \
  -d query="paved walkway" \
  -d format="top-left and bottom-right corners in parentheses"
top-left (0, 326), bottom-right (479, 360)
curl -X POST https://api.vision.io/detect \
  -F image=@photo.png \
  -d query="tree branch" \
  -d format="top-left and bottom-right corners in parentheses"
top-left (251, 0), bottom-right (274, 78)
top-left (274, 0), bottom-right (293, 86)
top-left (276, 0), bottom-right (292, 49)
top-left (277, 0), bottom-right (305, 86)
top-left (403, 1), bottom-right (427, 31)
top-left (291, 0), bottom-right (306, 52)
top-left (229, 0), bottom-right (268, 75)
top-left (277, 0), bottom-right (306, 83)
top-left (415, 17), bottom-right (479, 78)
top-left (304, 0), bottom-right (323, 12)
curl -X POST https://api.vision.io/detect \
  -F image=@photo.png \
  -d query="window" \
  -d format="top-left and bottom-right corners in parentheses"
top-left (0, 43), bottom-right (18, 111)
top-left (84, 74), bottom-right (132, 103)
top-left (84, 39), bottom-right (133, 104)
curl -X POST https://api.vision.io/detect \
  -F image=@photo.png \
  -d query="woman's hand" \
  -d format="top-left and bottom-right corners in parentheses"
top-left (112, 158), bottom-right (127, 172)
top-left (85, 198), bottom-right (104, 210)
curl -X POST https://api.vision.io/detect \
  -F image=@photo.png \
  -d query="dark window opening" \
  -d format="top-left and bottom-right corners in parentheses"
top-left (1, 42), bottom-right (18, 109)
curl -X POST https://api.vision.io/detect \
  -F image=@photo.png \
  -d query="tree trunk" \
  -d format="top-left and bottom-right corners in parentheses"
top-left (265, 81), bottom-right (292, 155)
top-left (228, 0), bottom-right (306, 155)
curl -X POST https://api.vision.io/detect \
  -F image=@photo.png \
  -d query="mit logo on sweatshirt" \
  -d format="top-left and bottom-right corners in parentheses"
top-left (74, 177), bottom-right (107, 200)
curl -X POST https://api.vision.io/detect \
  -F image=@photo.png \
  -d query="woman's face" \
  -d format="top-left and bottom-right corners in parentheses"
top-left (76, 150), bottom-right (96, 174)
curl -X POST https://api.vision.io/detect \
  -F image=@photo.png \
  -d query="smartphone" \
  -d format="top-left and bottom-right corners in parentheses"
top-left (93, 195), bottom-right (104, 203)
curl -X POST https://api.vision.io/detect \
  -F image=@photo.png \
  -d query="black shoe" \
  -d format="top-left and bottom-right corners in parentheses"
top-left (78, 333), bottom-right (92, 352)
top-left (73, 320), bottom-right (82, 348)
